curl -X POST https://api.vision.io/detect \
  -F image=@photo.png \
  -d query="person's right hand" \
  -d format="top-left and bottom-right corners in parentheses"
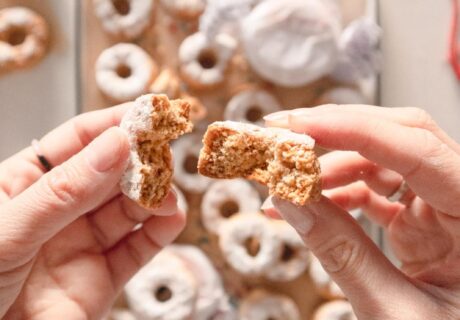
top-left (262, 105), bottom-right (460, 319)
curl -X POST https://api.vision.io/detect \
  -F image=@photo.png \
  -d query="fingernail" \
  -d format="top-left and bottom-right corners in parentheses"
top-left (86, 127), bottom-right (128, 172)
top-left (272, 197), bottom-right (315, 236)
top-left (261, 196), bottom-right (274, 211)
top-left (263, 111), bottom-right (291, 127)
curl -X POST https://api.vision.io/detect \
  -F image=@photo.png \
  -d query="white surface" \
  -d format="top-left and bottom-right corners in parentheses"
top-left (0, 0), bottom-right (78, 160)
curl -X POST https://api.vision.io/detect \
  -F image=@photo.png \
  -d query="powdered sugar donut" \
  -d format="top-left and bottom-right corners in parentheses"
top-left (219, 213), bottom-right (281, 275)
top-left (150, 68), bottom-right (181, 99)
top-left (309, 254), bottom-right (345, 299)
top-left (179, 32), bottom-right (236, 89)
top-left (93, 0), bottom-right (154, 40)
top-left (96, 43), bottom-right (158, 102)
top-left (265, 220), bottom-right (310, 282)
top-left (125, 250), bottom-right (198, 320)
top-left (0, 7), bottom-right (49, 72)
top-left (160, 0), bottom-right (207, 20)
top-left (312, 300), bottom-right (357, 320)
top-left (239, 290), bottom-right (301, 320)
top-left (224, 89), bottom-right (281, 126)
top-left (241, 0), bottom-right (341, 87)
top-left (315, 87), bottom-right (368, 105)
top-left (172, 133), bottom-right (212, 193)
top-left (201, 179), bottom-right (261, 234)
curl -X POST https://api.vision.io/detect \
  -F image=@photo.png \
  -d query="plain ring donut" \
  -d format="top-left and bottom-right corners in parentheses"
top-left (219, 213), bottom-right (281, 276)
top-left (96, 43), bottom-right (158, 102)
top-left (239, 289), bottom-right (301, 320)
top-left (312, 300), bottom-right (357, 320)
top-left (224, 89), bottom-right (281, 126)
top-left (93, 0), bottom-right (154, 40)
top-left (201, 179), bottom-right (262, 234)
top-left (179, 31), bottom-right (237, 90)
top-left (0, 7), bottom-right (49, 72)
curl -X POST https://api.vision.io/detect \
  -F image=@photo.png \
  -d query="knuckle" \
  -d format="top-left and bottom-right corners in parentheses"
top-left (406, 107), bottom-right (437, 131)
top-left (42, 165), bottom-right (82, 207)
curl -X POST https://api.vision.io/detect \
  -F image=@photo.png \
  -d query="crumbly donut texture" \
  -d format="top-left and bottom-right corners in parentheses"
top-left (312, 300), bottom-right (357, 320)
top-left (0, 7), bottom-right (49, 71)
top-left (120, 94), bottom-right (193, 208)
top-left (198, 121), bottom-right (321, 206)
top-left (239, 290), bottom-right (301, 320)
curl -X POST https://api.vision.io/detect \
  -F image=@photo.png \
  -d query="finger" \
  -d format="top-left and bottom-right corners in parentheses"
top-left (320, 151), bottom-right (402, 196)
top-left (285, 110), bottom-right (460, 215)
top-left (323, 181), bottom-right (403, 227)
top-left (0, 127), bottom-right (130, 252)
top-left (264, 196), bottom-right (434, 318)
top-left (88, 192), bottom-right (178, 250)
top-left (105, 210), bottom-right (186, 290)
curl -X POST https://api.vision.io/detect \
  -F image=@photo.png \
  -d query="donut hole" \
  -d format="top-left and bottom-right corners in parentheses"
top-left (155, 285), bottom-right (173, 302)
top-left (184, 154), bottom-right (199, 174)
top-left (116, 64), bottom-right (132, 78)
top-left (245, 105), bottom-right (263, 123)
top-left (198, 49), bottom-right (217, 69)
top-left (219, 200), bottom-right (239, 218)
top-left (281, 244), bottom-right (296, 262)
top-left (244, 236), bottom-right (261, 257)
top-left (6, 27), bottom-right (27, 46)
top-left (112, 0), bottom-right (131, 15)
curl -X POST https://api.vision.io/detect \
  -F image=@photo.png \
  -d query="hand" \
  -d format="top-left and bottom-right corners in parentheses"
top-left (262, 105), bottom-right (460, 319)
top-left (0, 104), bottom-right (185, 319)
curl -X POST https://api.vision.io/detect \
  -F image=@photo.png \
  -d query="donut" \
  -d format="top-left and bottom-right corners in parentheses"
top-left (160, 0), bottom-right (207, 20)
top-left (224, 89), bottom-right (281, 126)
top-left (107, 309), bottom-right (137, 320)
top-left (168, 245), bottom-right (234, 320)
top-left (172, 133), bottom-right (213, 193)
top-left (198, 121), bottom-right (321, 206)
top-left (179, 32), bottom-right (237, 89)
top-left (201, 179), bottom-right (261, 234)
top-left (312, 300), bottom-right (357, 320)
top-left (93, 0), bottom-right (154, 40)
top-left (149, 68), bottom-right (181, 99)
top-left (265, 220), bottom-right (310, 282)
top-left (309, 254), bottom-right (345, 300)
top-left (239, 290), bottom-right (301, 320)
top-left (95, 43), bottom-right (158, 103)
top-left (124, 250), bottom-right (199, 320)
top-left (180, 93), bottom-right (207, 122)
top-left (219, 213), bottom-right (281, 275)
top-left (120, 94), bottom-right (193, 209)
top-left (240, 0), bottom-right (341, 87)
top-left (0, 7), bottom-right (49, 72)
top-left (315, 87), bottom-right (368, 105)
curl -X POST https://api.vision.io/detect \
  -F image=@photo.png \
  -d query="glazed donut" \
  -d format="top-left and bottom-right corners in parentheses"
top-left (160, 0), bottom-right (207, 20)
top-left (179, 32), bottom-right (236, 89)
top-left (312, 300), bottom-right (357, 320)
top-left (224, 89), bottom-right (281, 126)
top-left (240, 0), bottom-right (341, 87)
top-left (315, 87), bottom-right (368, 105)
top-left (93, 0), bottom-right (154, 40)
top-left (125, 250), bottom-right (198, 320)
top-left (96, 43), bottom-right (158, 102)
top-left (172, 133), bottom-right (213, 193)
top-left (309, 254), bottom-right (345, 300)
top-left (239, 290), bottom-right (301, 320)
top-left (265, 220), bottom-right (310, 282)
top-left (219, 213), bottom-right (281, 275)
top-left (201, 179), bottom-right (261, 234)
top-left (0, 7), bottom-right (49, 71)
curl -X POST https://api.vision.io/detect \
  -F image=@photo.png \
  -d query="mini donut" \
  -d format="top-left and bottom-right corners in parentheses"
top-left (179, 32), bottom-right (236, 90)
top-left (312, 300), bottom-right (357, 320)
top-left (150, 68), bottom-right (181, 99)
top-left (315, 87), bottom-right (368, 105)
top-left (181, 93), bottom-right (207, 122)
top-left (172, 133), bottom-right (213, 193)
top-left (224, 89), bottom-right (281, 126)
top-left (172, 184), bottom-right (188, 213)
top-left (219, 213), bottom-right (281, 275)
top-left (239, 290), bottom-right (301, 320)
top-left (240, 0), bottom-right (341, 87)
top-left (124, 250), bottom-right (198, 320)
top-left (201, 179), bottom-right (261, 234)
top-left (93, 0), bottom-right (154, 40)
top-left (96, 43), bottom-right (158, 103)
top-left (0, 7), bottom-right (49, 72)
top-left (309, 254), bottom-right (345, 300)
top-left (160, 0), bottom-right (207, 20)
top-left (265, 220), bottom-right (310, 282)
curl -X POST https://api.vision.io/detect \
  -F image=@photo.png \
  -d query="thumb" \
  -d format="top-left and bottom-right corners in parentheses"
top-left (264, 196), bottom-right (429, 318)
top-left (0, 127), bottom-right (129, 252)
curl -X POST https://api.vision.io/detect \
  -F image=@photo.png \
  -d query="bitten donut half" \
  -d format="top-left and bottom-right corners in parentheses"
top-left (198, 121), bottom-right (321, 206)
top-left (120, 94), bottom-right (193, 208)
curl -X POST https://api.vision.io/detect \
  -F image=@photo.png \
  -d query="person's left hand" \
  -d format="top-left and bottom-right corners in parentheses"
top-left (0, 104), bottom-right (185, 319)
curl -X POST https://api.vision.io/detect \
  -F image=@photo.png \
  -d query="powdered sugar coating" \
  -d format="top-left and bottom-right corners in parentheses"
top-left (239, 290), bottom-right (301, 320)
